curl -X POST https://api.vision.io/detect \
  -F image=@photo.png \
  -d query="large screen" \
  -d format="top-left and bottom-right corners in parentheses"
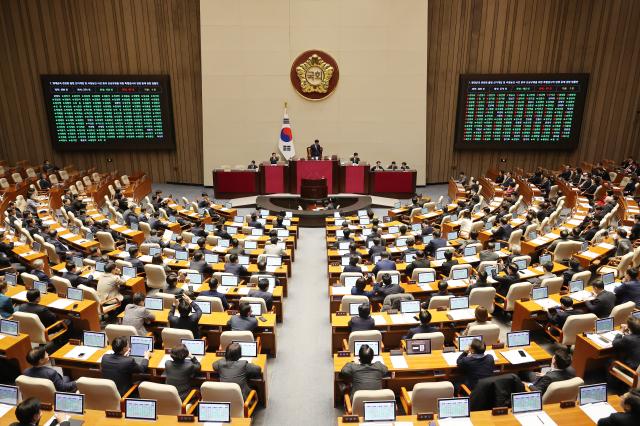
top-left (454, 74), bottom-right (589, 151)
top-left (41, 75), bottom-right (175, 151)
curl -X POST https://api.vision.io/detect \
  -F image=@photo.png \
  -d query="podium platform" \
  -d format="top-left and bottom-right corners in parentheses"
top-left (289, 159), bottom-right (340, 194)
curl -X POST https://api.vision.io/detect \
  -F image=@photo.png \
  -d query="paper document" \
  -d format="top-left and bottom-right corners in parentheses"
top-left (64, 346), bottom-right (100, 360)
top-left (570, 290), bottom-right (593, 302)
top-left (605, 283), bottom-right (622, 293)
top-left (585, 331), bottom-right (621, 349)
top-left (580, 402), bottom-right (617, 423)
top-left (518, 270), bottom-right (537, 279)
top-left (390, 355), bottom-right (409, 369)
top-left (47, 299), bottom-right (75, 310)
top-left (514, 410), bottom-right (557, 426)
top-left (534, 299), bottom-right (560, 310)
top-left (12, 291), bottom-right (28, 301)
top-left (446, 279), bottom-right (468, 289)
top-left (158, 354), bottom-right (172, 368)
top-left (461, 256), bottom-right (480, 263)
top-left (441, 351), bottom-right (462, 366)
top-left (437, 417), bottom-right (474, 426)
top-left (266, 266), bottom-right (278, 273)
top-left (331, 287), bottom-right (350, 296)
top-left (373, 315), bottom-right (388, 325)
top-left (138, 255), bottom-right (152, 263)
top-left (236, 287), bottom-right (250, 295)
top-left (501, 349), bottom-right (535, 364)
top-left (599, 243), bottom-right (615, 250)
top-left (581, 251), bottom-right (599, 259)
top-left (0, 403), bottom-right (12, 418)
top-left (447, 309), bottom-right (475, 321)
top-left (389, 314), bottom-right (418, 325)
top-left (97, 350), bottom-right (114, 363)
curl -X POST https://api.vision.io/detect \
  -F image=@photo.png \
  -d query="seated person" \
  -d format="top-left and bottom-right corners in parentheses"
top-left (264, 236), bottom-right (286, 257)
top-left (0, 280), bottom-right (14, 319)
top-left (371, 161), bottom-right (384, 171)
top-left (597, 389), bottom-right (640, 426)
top-left (19, 289), bottom-right (58, 327)
top-left (97, 262), bottom-right (129, 315)
top-left (585, 280), bottom-right (616, 318)
top-left (247, 278), bottom-right (274, 311)
top-left (462, 306), bottom-right (490, 336)
top-left (164, 273), bottom-right (184, 296)
top-left (189, 251), bottom-right (213, 275)
top-left (465, 270), bottom-right (491, 295)
top-left (122, 292), bottom-right (155, 336)
top-left (529, 261), bottom-right (555, 286)
top-left (227, 238), bottom-right (243, 256)
top-left (492, 263), bottom-right (520, 297)
top-left (404, 310), bottom-right (437, 339)
top-left (343, 256), bottom-right (362, 273)
top-left (165, 344), bottom-right (201, 400)
top-left (373, 273), bottom-right (404, 302)
top-left (224, 254), bottom-right (249, 278)
top-left (247, 160), bottom-right (258, 170)
top-left (24, 347), bottom-right (77, 392)
top-left (62, 261), bottom-right (92, 288)
top-left (169, 293), bottom-right (202, 338)
top-left (614, 268), bottom-right (640, 308)
top-left (351, 277), bottom-right (374, 298)
top-left (30, 259), bottom-right (50, 284)
top-left (433, 281), bottom-right (449, 297)
top-left (339, 344), bottom-right (389, 398)
top-left (405, 250), bottom-right (430, 278)
top-left (212, 342), bottom-right (262, 399)
top-left (371, 252), bottom-right (396, 276)
top-left (199, 277), bottom-right (229, 310)
top-left (11, 397), bottom-right (71, 426)
top-left (612, 316), bottom-right (640, 370)
top-left (525, 347), bottom-right (575, 396)
top-left (125, 246), bottom-right (145, 273)
top-left (440, 250), bottom-right (459, 277)
top-left (227, 302), bottom-right (258, 332)
top-left (347, 303), bottom-right (375, 332)
top-left (456, 338), bottom-right (495, 390)
top-left (548, 296), bottom-right (579, 328)
top-left (101, 336), bottom-right (150, 395)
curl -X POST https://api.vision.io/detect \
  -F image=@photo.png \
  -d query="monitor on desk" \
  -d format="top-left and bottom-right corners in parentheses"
top-left (32, 241), bottom-right (42, 252)
top-left (435, 249), bottom-right (447, 260)
top-left (277, 229), bottom-right (289, 237)
top-left (438, 397), bottom-right (470, 419)
top-left (418, 271), bottom-right (435, 284)
top-left (129, 336), bottom-right (153, 357)
top-left (388, 226), bottom-right (399, 234)
top-left (0, 385), bottom-right (18, 406)
top-left (511, 391), bottom-right (542, 414)
top-left (539, 253), bottom-right (552, 265)
top-left (144, 297), bottom-right (164, 311)
top-left (390, 274), bottom-right (399, 285)
top-left (72, 256), bottom-right (83, 269)
top-left (411, 223), bottom-right (422, 232)
top-left (204, 224), bottom-right (214, 233)
top-left (394, 202), bottom-right (401, 209)
top-left (507, 330), bottom-right (530, 348)
top-left (449, 296), bottom-right (469, 310)
top-left (579, 383), bottom-right (608, 406)
top-left (188, 273), bottom-right (202, 285)
top-left (363, 400), bottom-right (396, 422)
top-left (395, 238), bottom-right (407, 247)
top-left (400, 300), bottom-right (421, 314)
top-left (244, 240), bottom-right (258, 250)
top-left (569, 279), bottom-right (584, 293)
top-left (95, 261), bottom-right (106, 273)
top-left (5, 273), bottom-right (16, 286)
top-left (234, 341), bottom-right (258, 358)
top-left (149, 247), bottom-right (162, 256)
top-left (125, 398), bottom-right (157, 420)
top-left (249, 303), bottom-right (262, 315)
top-left (199, 402), bottom-right (231, 423)
top-left (514, 259), bottom-right (527, 271)
top-left (122, 266), bottom-right (137, 280)
top-left (267, 256), bottom-right (282, 267)
top-left (181, 339), bottom-right (205, 356)
top-left (54, 392), bottom-right (84, 415)
top-left (67, 287), bottom-right (84, 302)
top-left (261, 209), bottom-right (270, 217)
top-left (349, 303), bottom-right (362, 316)
top-left (595, 317), bottom-right (614, 334)
top-left (450, 214), bottom-right (459, 222)
top-left (0, 319), bottom-right (19, 336)
top-left (338, 241), bottom-right (350, 250)
top-left (484, 222), bottom-right (493, 230)
top-left (360, 218), bottom-right (370, 225)
top-left (193, 300), bottom-right (212, 314)
top-left (458, 335), bottom-right (481, 350)
top-left (85, 232), bottom-right (94, 241)
top-left (251, 228), bottom-right (263, 236)
top-left (218, 239), bottom-right (230, 248)
top-left (83, 331), bottom-right (106, 348)
top-left (34, 281), bottom-right (48, 294)
top-left (175, 251), bottom-right (188, 261)
top-left (125, 243), bottom-right (136, 252)
top-left (406, 338), bottom-right (431, 355)
top-left (531, 286), bottom-right (548, 300)
top-left (226, 226), bottom-right (237, 235)
top-left (528, 231), bottom-right (538, 240)
top-left (357, 210), bottom-right (367, 217)
top-left (447, 231), bottom-right (458, 241)
top-left (336, 229), bottom-right (345, 238)
top-left (364, 228), bottom-right (374, 238)
top-left (205, 253), bottom-right (219, 264)
top-left (238, 255), bottom-right (250, 266)
top-left (423, 235), bottom-right (433, 245)
top-left (221, 275), bottom-right (238, 287)
top-left (354, 340), bottom-right (380, 356)
top-left (405, 253), bottom-right (416, 263)
top-left (601, 272), bottom-right (615, 285)
top-left (233, 215), bottom-right (244, 223)
top-left (580, 241), bottom-right (590, 253)
top-left (494, 242), bottom-right (501, 251)
top-left (451, 268), bottom-right (469, 280)
top-left (633, 311), bottom-right (640, 319)
top-left (463, 246), bottom-right (477, 256)
top-left (344, 276), bottom-right (359, 288)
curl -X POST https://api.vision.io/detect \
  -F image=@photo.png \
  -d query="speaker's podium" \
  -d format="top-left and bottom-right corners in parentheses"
top-left (289, 156), bottom-right (340, 195)
top-left (300, 178), bottom-right (327, 199)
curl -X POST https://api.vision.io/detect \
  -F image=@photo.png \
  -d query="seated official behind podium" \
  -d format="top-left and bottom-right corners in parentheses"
top-left (248, 278), bottom-right (274, 311)
top-left (165, 344), bottom-right (201, 400)
top-left (200, 277), bottom-right (229, 310)
top-left (348, 303), bottom-right (375, 332)
top-left (456, 338), bottom-right (495, 390)
top-left (10, 397), bottom-right (71, 426)
top-left (269, 152), bottom-right (279, 164)
top-left (612, 316), bottom-right (640, 370)
top-left (404, 310), bottom-right (437, 339)
top-left (169, 294), bottom-right (202, 338)
top-left (371, 161), bottom-right (384, 171)
top-left (227, 302), bottom-right (258, 332)
top-left (122, 292), bottom-right (155, 336)
top-left (309, 139), bottom-right (323, 159)
top-left (213, 342), bottom-right (262, 399)
top-left (24, 347), bottom-right (77, 392)
top-left (101, 336), bottom-right (150, 395)
top-left (247, 160), bottom-right (258, 170)
top-left (349, 153), bottom-right (360, 164)
top-left (339, 344), bottom-right (389, 398)
top-left (524, 347), bottom-right (575, 396)
top-left (598, 389), bottom-right (640, 426)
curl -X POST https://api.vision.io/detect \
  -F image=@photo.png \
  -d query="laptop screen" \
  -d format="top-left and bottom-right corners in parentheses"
top-left (363, 400), bottom-right (395, 422)
top-left (450, 296), bottom-right (469, 310)
top-left (234, 341), bottom-right (258, 358)
top-left (531, 286), bottom-right (548, 300)
top-left (192, 300), bottom-right (211, 314)
top-left (244, 240), bottom-right (258, 250)
top-left (528, 232), bottom-right (538, 240)
top-left (458, 335), bottom-right (481, 350)
top-left (205, 253), bottom-right (219, 264)
top-left (248, 303), bottom-right (263, 315)
top-left (83, 331), bottom-right (106, 348)
top-left (187, 273), bottom-right (202, 285)
top-left (396, 238), bottom-right (407, 247)
top-left (406, 339), bottom-right (431, 355)
top-left (447, 231), bottom-right (458, 240)
top-left (221, 275), bottom-right (238, 286)
top-left (601, 272), bottom-right (615, 285)
top-left (129, 336), bottom-right (153, 357)
top-left (579, 383), bottom-right (607, 406)
top-left (412, 223), bottom-right (422, 232)
top-left (507, 331), bottom-right (530, 348)
top-left (511, 391), bottom-right (542, 414)
top-left (125, 398), bottom-right (157, 420)
top-left (233, 216), bottom-right (244, 223)
top-left (238, 255), bottom-right (250, 266)
top-left (72, 256), bottom-right (84, 269)
top-left (595, 317), bottom-right (614, 334)
top-left (277, 229), bottom-right (289, 237)
top-left (452, 268), bottom-right (469, 280)
top-left (438, 397), bottom-right (470, 419)
top-left (514, 259), bottom-right (527, 271)
top-left (349, 303), bottom-right (362, 316)
top-left (65, 287), bottom-right (83, 302)
top-left (204, 224), bottom-right (214, 232)
top-left (144, 297), bottom-right (164, 311)
top-left (388, 226), bottom-right (399, 234)
top-left (463, 246), bottom-right (477, 256)
top-left (4, 273), bottom-right (16, 286)
top-left (175, 251), bottom-right (188, 261)
top-left (360, 218), bottom-right (370, 225)
top-left (226, 226), bottom-right (237, 235)
top-left (494, 242), bottom-right (501, 251)
top-left (267, 257), bottom-right (282, 266)
top-left (484, 265), bottom-right (497, 277)
top-left (390, 274), bottom-right (399, 285)
top-left (181, 339), bottom-right (205, 356)
top-left (218, 239), bottom-right (230, 248)
top-left (149, 247), bottom-right (162, 256)
top-left (55, 392), bottom-right (84, 414)
top-left (34, 281), bottom-right (48, 294)
top-left (539, 254), bottom-right (552, 265)
top-left (344, 276), bottom-right (359, 288)
top-left (0, 319), bottom-right (19, 336)
top-left (354, 340), bottom-right (380, 356)
top-left (122, 266), bottom-right (137, 279)
top-left (400, 300), bottom-right (420, 314)
top-left (199, 402), bottom-right (231, 423)
top-left (338, 242), bottom-right (350, 250)
top-left (405, 253), bottom-right (416, 263)
top-left (0, 385), bottom-right (18, 406)
top-left (418, 271), bottom-right (435, 284)
top-left (569, 279), bottom-right (584, 293)
top-left (435, 250), bottom-right (447, 260)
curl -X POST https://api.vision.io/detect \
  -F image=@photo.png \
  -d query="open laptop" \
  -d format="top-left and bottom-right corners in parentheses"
top-left (438, 397), bottom-right (470, 421)
top-left (569, 279), bottom-right (591, 301)
top-left (417, 271), bottom-right (435, 284)
top-left (122, 266), bottom-right (137, 280)
top-left (244, 240), bottom-right (258, 250)
top-left (539, 253), bottom-right (552, 265)
top-left (578, 383), bottom-right (617, 423)
top-left (83, 331), bottom-right (106, 348)
top-left (54, 391), bottom-right (84, 415)
top-left (602, 271), bottom-right (619, 292)
top-left (405, 253), bottom-right (416, 263)
top-left (193, 300), bottom-right (212, 314)
top-left (149, 247), bottom-right (162, 256)
top-left (4, 273), bottom-right (17, 286)
top-left (234, 341), bottom-right (258, 360)
top-left (349, 303), bottom-right (363, 316)
top-left (34, 281), bottom-right (48, 294)
top-left (590, 317), bottom-right (619, 346)
top-left (95, 261), bottom-right (106, 273)
top-left (506, 330), bottom-right (530, 348)
top-left (238, 255), bottom-right (250, 266)
top-left (447, 231), bottom-right (458, 241)
top-left (458, 335), bottom-right (482, 351)
top-left (406, 338), bottom-right (431, 355)
top-left (511, 391), bottom-right (555, 424)
top-left (353, 340), bottom-right (381, 363)
top-left (187, 273), bottom-right (203, 285)
top-left (396, 238), bottom-right (407, 248)
top-left (220, 275), bottom-right (238, 287)
top-left (181, 338), bottom-right (205, 360)
top-left (144, 297), bottom-right (164, 311)
top-left (205, 253), bottom-right (219, 264)
top-left (67, 287), bottom-right (84, 302)
top-left (463, 245), bottom-right (477, 257)
top-left (387, 226), bottom-right (399, 234)
top-left (400, 300), bottom-right (420, 315)
top-left (0, 319), bottom-right (19, 336)
top-left (129, 336), bottom-right (153, 358)
top-left (450, 296), bottom-right (469, 310)
top-left (248, 302), bottom-right (263, 315)
top-left (363, 400), bottom-right (395, 423)
top-left (514, 259), bottom-right (528, 271)
top-left (0, 384), bottom-right (18, 406)
top-left (451, 268), bottom-right (469, 281)
top-left (125, 398), bottom-right (157, 421)
top-left (175, 251), bottom-right (189, 261)
top-left (198, 402), bottom-right (231, 424)
top-left (344, 276), bottom-right (359, 289)
top-left (226, 226), bottom-right (237, 235)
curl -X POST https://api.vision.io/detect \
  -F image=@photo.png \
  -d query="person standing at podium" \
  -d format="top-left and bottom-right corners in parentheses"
top-left (309, 139), bottom-right (323, 160)
top-left (350, 153), bottom-right (360, 164)
top-left (269, 153), bottom-right (279, 164)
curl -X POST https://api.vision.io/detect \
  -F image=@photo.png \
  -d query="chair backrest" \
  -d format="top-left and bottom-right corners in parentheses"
top-left (76, 377), bottom-right (121, 411)
top-left (412, 332), bottom-right (445, 350)
top-left (239, 296), bottom-right (267, 315)
top-left (220, 331), bottom-right (254, 349)
top-left (449, 264), bottom-right (472, 279)
top-left (616, 252), bottom-right (635, 278)
top-left (121, 175), bottom-right (130, 185)
top-left (476, 261), bottom-right (497, 274)
top-left (410, 267), bottom-right (436, 281)
top-left (105, 324), bottom-right (138, 343)
top-left (542, 377), bottom-right (584, 404)
top-left (96, 231), bottom-right (116, 251)
top-left (51, 276), bottom-right (72, 294)
top-left (200, 382), bottom-right (245, 418)
top-left (376, 270), bottom-right (401, 282)
top-left (196, 295), bottom-right (225, 312)
top-left (540, 277), bottom-right (564, 294)
top-left (428, 295), bottom-right (452, 309)
top-left (20, 272), bottom-right (39, 289)
top-left (553, 241), bottom-right (582, 262)
top-left (144, 264), bottom-right (167, 290)
top-left (140, 242), bottom-right (159, 255)
top-left (504, 282), bottom-right (533, 311)
top-left (162, 328), bottom-right (194, 348)
top-left (571, 270), bottom-right (592, 286)
top-left (83, 176), bottom-right (92, 187)
top-left (348, 330), bottom-right (382, 354)
top-left (340, 272), bottom-right (364, 284)
top-left (138, 381), bottom-right (182, 415)
top-left (351, 389), bottom-right (396, 416)
top-left (340, 295), bottom-right (370, 312)
top-left (611, 301), bottom-right (636, 326)
top-left (139, 222), bottom-right (152, 239)
top-left (410, 381), bottom-right (454, 414)
top-left (0, 177), bottom-right (9, 188)
top-left (561, 314), bottom-right (597, 345)
top-left (12, 172), bottom-right (23, 183)
top-left (508, 230), bottom-right (523, 251)
top-left (155, 292), bottom-right (176, 309)
top-left (212, 272), bottom-right (234, 283)
top-left (16, 375), bottom-right (56, 404)
top-left (469, 287), bottom-right (496, 313)
top-left (466, 324), bottom-right (500, 345)
top-left (59, 169), bottom-right (69, 180)
top-left (12, 311), bottom-right (47, 344)
top-left (382, 293), bottom-right (414, 311)
top-left (511, 255), bottom-right (531, 267)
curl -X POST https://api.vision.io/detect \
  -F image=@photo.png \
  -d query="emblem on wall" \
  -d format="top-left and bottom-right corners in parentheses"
top-left (290, 50), bottom-right (339, 100)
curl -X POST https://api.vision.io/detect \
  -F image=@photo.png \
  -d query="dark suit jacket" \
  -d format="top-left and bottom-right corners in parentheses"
top-left (614, 280), bottom-right (640, 307)
top-left (339, 361), bottom-right (389, 398)
top-left (456, 352), bottom-right (495, 389)
top-left (227, 315), bottom-right (258, 332)
top-left (585, 291), bottom-right (616, 318)
top-left (405, 324), bottom-right (437, 339)
top-left (224, 263), bottom-right (249, 278)
top-left (309, 144), bottom-right (322, 157)
top-left (426, 238), bottom-right (447, 256)
top-left (247, 289), bottom-right (273, 311)
top-left (0, 294), bottom-right (14, 318)
top-left (372, 259), bottom-right (396, 276)
top-left (347, 316), bottom-right (376, 332)
top-left (169, 302), bottom-right (202, 338)
top-left (373, 283), bottom-right (404, 300)
top-left (101, 353), bottom-right (149, 395)
top-left (441, 260), bottom-right (459, 277)
top-left (212, 359), bottom-right (262, 398)
top-left (63, 271), bottom-right (91, 288)
top-left (492, 224), bottom-right (513, 241)
top-left (612, 333), bottom-right (640, 370)
top-left (598, 413), bottom-right (637, 426)
top-left (23, 366), bottom-right (76, 392)
top-left (189, 260), bottom-right (213, 275)
top-left (165, 357), bottom-right (201, 400)
top-left (343, 265), bottom-right (363, 273)
top-left (530, 367), bottom-right (576, 395)
top-left (492, 273), bottom-right (519, 297)
top-left (549, 308), bottom-right (580, 328)
top-left (405, 258), bottom-right (430, 278)
top-left (19, 302), bottom-right (57, 327)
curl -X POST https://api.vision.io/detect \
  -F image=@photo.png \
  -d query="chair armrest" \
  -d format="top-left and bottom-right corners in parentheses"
top-left (610, 360), bottom-right (639, 387)
top-left (344, 393), bottom-right (353, 414)
top-left (103, 297), bottom-right (121, 306)
top-left (120, 384), bottom-right (139, 410)
top-left (182, 389), bottom-right (199, 414)
top-left (400, 340), bottom-right (407, 350)
top-left (256, 336), bottom-right (262, 354)
top-left (45, 320), bottom-right (68, 341)
top-left (524, 383), bottom-right (531, 391)
top-left (459, 384), bottom-right (472, 396)
top-left (544, 324), bottom-right (562, 343)
top-left (494, 293), bottom-right (506, 302)
top-left (453, 332), bottom-right (461, 349)
top-left (400, 386), bottom-right (412, 414)
top-left (342, 338), bottom-right (349, 351)
top-left (243, 389), bottom-right (259, 417)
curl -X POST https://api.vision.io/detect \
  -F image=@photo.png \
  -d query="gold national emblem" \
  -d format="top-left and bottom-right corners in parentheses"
top-left (290, 50), bottom-right (339, 101)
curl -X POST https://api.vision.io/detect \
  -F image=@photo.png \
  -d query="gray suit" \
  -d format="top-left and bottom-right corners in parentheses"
top-left (212, 359), bottom-right (262, 398)
top-left (247, 289), bottom-right (274, 311)
top-left (339, 361), bottom-right (389, 398)
top-left (227, 315), bottom-right (258, 332)
top-left (165, 357), bottom-right (201, 400)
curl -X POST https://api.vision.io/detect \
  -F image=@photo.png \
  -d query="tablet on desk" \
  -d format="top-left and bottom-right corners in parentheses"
top-left (0, 384), bottom-right (18, 406)
top-left (507, 330), bottom-right (530, 348)
top-left (363, 400), bottom-right (395, 422)
top-left (0, 319), bottom-right (19, 336)
top-left (129, 336), bottom-right (153, 358)
top-left (353, 340), bottom-right (380, 356)
top-left (199, 401), bottom-right (231, 423)
top-left (125, 398), bottom-right (157, 420)
top-left (406, 338), bottom-right (431, 355)
top-left (144, 297), bottom-right (164, 311)
top-left (233, 341), bottom-right (258, 358)
top-left (54, 391), bottom-right (84, 415)
top-left (458, 335), bottom-right (481, 351)
top-left (83, 331), bottom-right (106, 348)
top-left (181, 339), bottom-right (205, 356)
top-left (438, 397), bottom-right (470, 419)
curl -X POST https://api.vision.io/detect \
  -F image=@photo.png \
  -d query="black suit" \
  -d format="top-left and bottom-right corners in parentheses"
top-left (612, 333), bottom-right (640, 370)
top-left (405, 324), bottom-right (437, 339)
top-left (19, 302), bottom-right (58, 327)
top-left (440, 260), bottom-right (459, 278)
top-left (247, 289), bottom-right (274, 311)
top-left (169, 302), bottom-right (202, 338)
top-left (189, 260), bottom-right (213, 275)
top-left (101, 353), bottom-right (149, 395)
top-left (23, 366), bottom-right (76, 392)
top-left (529, 367), bottom-right (576, 395)
top-left (405, 258), bottom-right (430, 279)
top-left (425, 238), bottom-right (447, 256)
top-left (598, 413), bottom-right (637, 426)
top-left (492, 273), bottom-right (519, 297)
top-left (549, 308), bottom-right (580, 328)
top-left (347, 316), bottom-right (376, 332)
top-left (165, 357), bottom-right (201, 400)
top-left (614, 280), bottom-right (640, 307)
top-left (343, 265), bottom-right (362, 273)
top-left (585, 291), bottom-right (616, 318)
top-left (456, 352), bottom-right (495, 389)
top-left (309, 144), bottom-right (322, 158)
top-left (62, 271), bottom-right (92, 288)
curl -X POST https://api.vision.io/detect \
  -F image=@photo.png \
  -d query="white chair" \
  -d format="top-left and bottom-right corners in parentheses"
top-left (540, 277), bottom-right (564, 294)
top-left (611, 301), bottom-right (636, 326)
top-left (339, 295), bottom-right (369, 313)
top-left (200, 382), bottom-right (258, 418)
top-left (76, 377), bottom-right (131, 411)
top-left (162, 328), bottom-right (194, 349)
top-left (219, 331), bottom-right (255, 351)
top-left (469, 287), bottom-right (496, 313)
top-left (144, 264), bottom-right (167, 292)
top-left (428, 295), bottom-right (453, 309)
top-left (553, 241), bottom-right (582, 262)
top-left (348, 389), bottom-right (396, 416)
top-left (50, 276), bottom-right (72, 295)
top-left (571, 270), bottom-right (592, 286)
top-left (105, 324), bottom-right (138, 343)
top-left (464, 324), bottom-right (500, 346)
top-left (400, 381), bottom-right (454, 414)
top-left (196, 296), bottom-right (225, 312)
top-left (12, 311), bottom-right (67, 345)
top-left (20, 272), bottom-right (39, 290)
top-left (495, 282), bottom-right (533, 313)
top-left (138, 381), bottom-right (196, 415)
top-left (542, 377), bottom-right (584, 404)
top-left (79, 284), bottom-right (120, 318)
top-left (546, 313), bottom-right (597, 346)
top-left (411, 332), bottom-right (445, 350)
top-left (346, 330), bottom-right (383, 354)
top-left (96, 231), bottom-right (116, 251)
top-left (410, 267), bottom-right (436, 282)
top-left (16, 375), bottom-right (55, 404)
top-left (507, 229), bottom-right (523, 252)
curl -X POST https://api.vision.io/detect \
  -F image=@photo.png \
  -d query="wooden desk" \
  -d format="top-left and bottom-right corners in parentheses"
top-left (511, 286), bottom-right (593, 332)
top-left (572, 333), bottom-right (616, 378)
top-left (0, 332), bottom-right (32, 371)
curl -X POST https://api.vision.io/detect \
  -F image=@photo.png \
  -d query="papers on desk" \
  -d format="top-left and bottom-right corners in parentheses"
top-left (21, 250), bottom-right (36, 257)
top-left (581, 251), bottom-right (599, 259)
top-left (585, 331), bottom-right (622, 349)
top-left (59, 232), bottom-right (75, 239)
top-left (605, 282), bottom-right (622, 293)
top-left (599, 242), bottom-right (615, 250)
top-left (437, 417), bottom-right (474, 426)
top-left (390, 355), bottom-right (409, 369)
top-left (534, 298), bottom-right (560, 310)
top-left (47, 298), bottom-right (75, 310)
top-left (501, 349), bottom-right (535, 364)
top-left (64, 345), bottom-right (100, 360)
top-left (266, 266), bottom-right (278, 273)
top-left (337, 250), bottom-right (349, 256)
top-left (12, 291), bottom-right (28, 301)
top-left (514, 410), bottom-right (557, 426)
top-left (431, 260), bottom-right (444, 268)
top-left (373, 315), bottom-right (388, 325)
top-left (518, 269), bottom-right (538, 279)
top-left (567, 219), bottom-right (583, 226)
top-left (461, 255), bottom-right (480, 263)
top-left (580, 402), bottom-right (617, 423)
top-left (332, 287), bottom-right (351, 296)
top-left (446, 279), bottom-right (468, 289)
top-left (441, 352), bottom-right (462, 366)
top-left (0, 403), bottom-right (13, 418)
top-left (116, 252), bottom-right (129, 259)
top-left (389, 314), bottom-right (418, 325)
top-left (138, 255), bottom-right (152, 263)
top-left (570, 290), bottom-right (593, 302)
top-left (529, 238), bottom-right (549, 246)
top-left (236, 287), bottom-right (251, 295)
top-left (447, 309), bottom-right (475, 321)
top-left (0, 334), bottom-right (6, 340)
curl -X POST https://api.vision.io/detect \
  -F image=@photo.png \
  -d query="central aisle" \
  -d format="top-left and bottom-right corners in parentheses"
top-left (252, 227), bottom-right (342, 425)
